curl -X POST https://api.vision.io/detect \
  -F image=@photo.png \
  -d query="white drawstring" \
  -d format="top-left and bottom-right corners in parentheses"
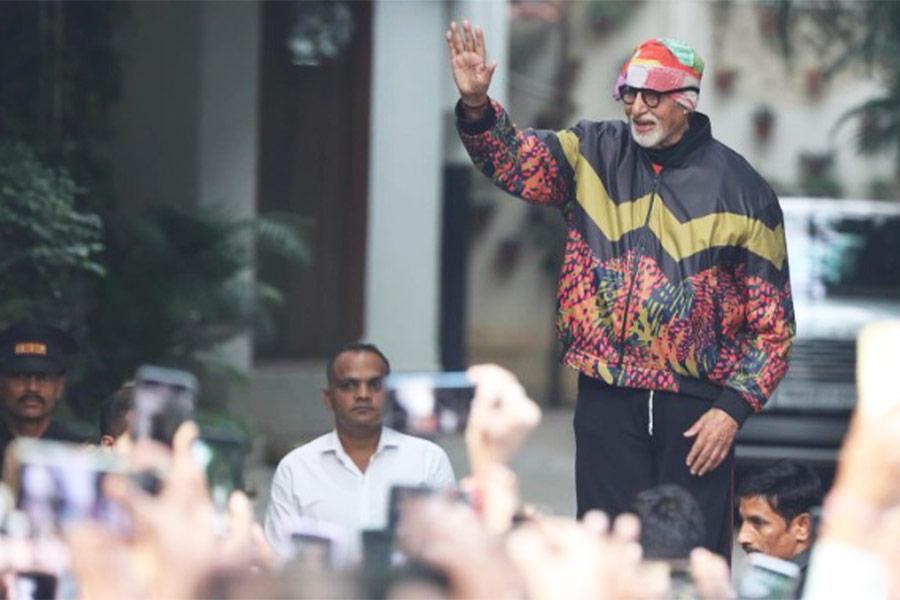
top-left (648, 390), bottom-right (655, 436)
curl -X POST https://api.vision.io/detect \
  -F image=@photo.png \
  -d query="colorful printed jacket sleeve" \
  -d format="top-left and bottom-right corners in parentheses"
top-left (455, 98), bottom-right (574, 208)
top-left (713, 199), bottom-right (796, 423)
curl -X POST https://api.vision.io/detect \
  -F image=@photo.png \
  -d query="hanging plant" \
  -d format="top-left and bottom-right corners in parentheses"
top-left (714, 67), bottom-right (739, 95)
top-left (752, 105), bottom-right (776, 143)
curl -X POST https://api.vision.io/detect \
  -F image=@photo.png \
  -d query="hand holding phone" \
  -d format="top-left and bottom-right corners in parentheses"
top-left (465, 364), bottom-right (541, 474)
top-left (287, 517), bottom-right (352, 570)
top-left (192, 428), bottom-right (248, 509)
top-left (130, 365), bottom-right (197, 446)
top-left (4, 439), bottom-right (130, 534)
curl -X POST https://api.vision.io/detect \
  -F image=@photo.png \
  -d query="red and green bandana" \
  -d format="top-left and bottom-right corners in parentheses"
top-left (613, 38), bottom-right (705, 111)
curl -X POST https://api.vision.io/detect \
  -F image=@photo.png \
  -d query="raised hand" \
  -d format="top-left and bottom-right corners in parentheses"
top-left (445, 20), bottom-right (497, 111)
top-left (465, 363), bottom-right (541, 476)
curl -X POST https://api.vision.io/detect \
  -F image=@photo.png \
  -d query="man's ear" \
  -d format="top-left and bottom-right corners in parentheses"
top-left (321, 389), bottom-right (333, 412)
top-left (100, 434), bottom-right (116, 447)
top-left (790, 512), bottom-right (812, 542)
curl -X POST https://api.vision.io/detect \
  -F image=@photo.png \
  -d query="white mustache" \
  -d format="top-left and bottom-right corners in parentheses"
top-left (631, 115), bottom-right (659, 126)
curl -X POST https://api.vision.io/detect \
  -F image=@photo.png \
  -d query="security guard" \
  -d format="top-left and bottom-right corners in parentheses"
top-left (0, 321), bottom-right (86, 463)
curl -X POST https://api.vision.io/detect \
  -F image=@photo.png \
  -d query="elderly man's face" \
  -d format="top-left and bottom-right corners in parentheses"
top-left (1, 372), bottom-right (65, 423)
top-left (624, 90), bottom-right (690, 149)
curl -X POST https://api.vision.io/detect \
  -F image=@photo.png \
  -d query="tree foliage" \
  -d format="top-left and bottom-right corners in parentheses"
top-left (779, 1), bottom-right (900, 171)
top-left (0, 2), bottom-right (125, 212)
top-left (82, 205), bottom-right (311, 409)
top-left (0, 142), bottom-right (104, 323)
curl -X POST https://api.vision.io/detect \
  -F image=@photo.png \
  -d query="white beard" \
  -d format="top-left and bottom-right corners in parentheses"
top-left (629, 117), bottom-right (665, 148)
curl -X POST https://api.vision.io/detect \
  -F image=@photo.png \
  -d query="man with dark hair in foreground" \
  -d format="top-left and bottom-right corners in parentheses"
top-left (634, 484), bottom-right (706, 560)
top-left (264, 343), bottom-right (456, 558)
top-left (737, 459), bottom-right (822, 591)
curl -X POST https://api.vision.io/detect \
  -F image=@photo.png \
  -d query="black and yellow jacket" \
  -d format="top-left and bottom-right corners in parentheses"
top-left (458, 100), bottom-right (795, 424)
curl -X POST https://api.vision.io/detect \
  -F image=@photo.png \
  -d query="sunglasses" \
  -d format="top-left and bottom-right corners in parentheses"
top-left (620, 86), bottom-right (699, 109)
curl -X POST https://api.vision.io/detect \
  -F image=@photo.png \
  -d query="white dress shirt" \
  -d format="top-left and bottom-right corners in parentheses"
top-left (263, 427), bottom-right (456, 557)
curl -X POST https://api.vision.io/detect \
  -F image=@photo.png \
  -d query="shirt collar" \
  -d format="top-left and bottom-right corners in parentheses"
top-left (322, 427), bottom-right (401, 456)
top-left (791, 547), bottom-right (811, 570)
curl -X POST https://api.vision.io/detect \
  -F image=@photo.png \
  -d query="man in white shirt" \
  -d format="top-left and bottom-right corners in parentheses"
top-left (263, 343), bottom-right (457, 557)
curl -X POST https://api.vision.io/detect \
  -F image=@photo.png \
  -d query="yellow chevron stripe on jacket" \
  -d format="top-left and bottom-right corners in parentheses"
top-left (555, 129), bottom-right (786, 271)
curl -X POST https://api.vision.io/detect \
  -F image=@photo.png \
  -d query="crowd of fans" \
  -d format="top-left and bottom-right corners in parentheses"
top-left (0, 325), bottom-right (897, 599)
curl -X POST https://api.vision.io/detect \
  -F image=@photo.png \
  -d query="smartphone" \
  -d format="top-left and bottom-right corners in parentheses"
top-left (385, 372), bottom-right (474, 436)
top-left (130, 365), bottom-right (197, 445)
top-left (738, 553), bottom-right (800, 600)
top-left (192, 429), bottom-right (248, 509)
top-left (4, 439), bottom-right (129, 534)
top-left (856, 321), bottom-right (900, 418)
top-left (287, 517), bottom-right (352, 571)
top-left (361, 528), bottom-right (393, 576)
top-left (387, 485), bottom-right (437, 534)
top-left (639, 560), bottom-right (695, 600)
top-left (12, 571), bottom-right (58, 600)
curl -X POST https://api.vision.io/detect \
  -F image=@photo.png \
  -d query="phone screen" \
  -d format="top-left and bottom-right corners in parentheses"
top-left (192, 430), bottom-right (248, 508)
top-left (386, 372), bottom-right (474, 436)
top-left (287, 517), bottom-right (351, 570)
top-left (387, 485), bottom-right (436, 533)
top-left (8, 440), bottom-right (130, 534)
top-left (130, 365), bottom-right (197, 445)
top-left (13, 571), bottom-right (58, 600)
top-left (738, 553), bottom-right (800, 599)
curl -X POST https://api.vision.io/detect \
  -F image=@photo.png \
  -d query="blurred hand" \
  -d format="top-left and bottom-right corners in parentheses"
top-left (690, 547), bottom-right (735, 600)
top-left (66, 523), bottom-right (141, 600)
top-left (445, 20), bottom-right (497, 110)
top-left (683, 408), bottom-right (737, 476)
top-left (103, 421), bottom-right (217, 599)
top-left (460, 463), bottom-right (519, 534)
top-left (506, 517), bottom-right (604, 600)
top-left (507, 512), bottom-right (664, 600)
top-left (465, 364), bottom-right (541, 477)
top-left (587, 511), bottom-right (669, 600)
top-left (831, 406), bottom-right (900, 509)
top-left (67, 422), bottom-right (273, 600)
top-left (397, 495), bottom-right (521, 599)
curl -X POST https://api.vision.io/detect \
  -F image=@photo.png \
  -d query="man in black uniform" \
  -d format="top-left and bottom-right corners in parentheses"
top-left (0, 321), bottom-right (85, 465)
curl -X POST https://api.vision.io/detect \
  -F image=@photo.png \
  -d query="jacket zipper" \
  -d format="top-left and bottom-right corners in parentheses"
top-left (616, 171), bottom-right (663, 369)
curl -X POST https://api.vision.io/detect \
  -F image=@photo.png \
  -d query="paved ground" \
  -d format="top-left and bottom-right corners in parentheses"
top-left (435, 407), bottom-right (578, 516)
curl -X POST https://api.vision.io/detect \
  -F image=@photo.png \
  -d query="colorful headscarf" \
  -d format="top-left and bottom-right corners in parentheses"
top-left (612, 38), bottom-right (705, 112)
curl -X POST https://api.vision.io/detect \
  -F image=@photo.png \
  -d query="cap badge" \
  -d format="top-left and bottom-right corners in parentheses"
top-left (14, 342), bottom-right (47, 356)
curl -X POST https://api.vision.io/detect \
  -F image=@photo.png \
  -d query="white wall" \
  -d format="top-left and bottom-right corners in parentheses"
top-left (108, 1), bottom-right (261, 413)
top-left (364, 0), bottom-right (448, 370)
top-left (568, 1), bottom-right (896, 196)
top-left (108, 2), bottom-right (203, 217)
top-left (194, 2), bottom-right (262, 378)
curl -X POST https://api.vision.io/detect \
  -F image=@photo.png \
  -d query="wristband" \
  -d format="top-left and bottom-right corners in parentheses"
top-left (462, 96), bottom-right (490, 112)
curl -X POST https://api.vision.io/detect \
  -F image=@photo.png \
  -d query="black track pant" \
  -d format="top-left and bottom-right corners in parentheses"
top-left (574, 374), bottom-right (734, 559)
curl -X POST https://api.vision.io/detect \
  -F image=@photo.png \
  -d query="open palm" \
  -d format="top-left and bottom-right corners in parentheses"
top-left (445, 20), bottom-right (497, 104)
